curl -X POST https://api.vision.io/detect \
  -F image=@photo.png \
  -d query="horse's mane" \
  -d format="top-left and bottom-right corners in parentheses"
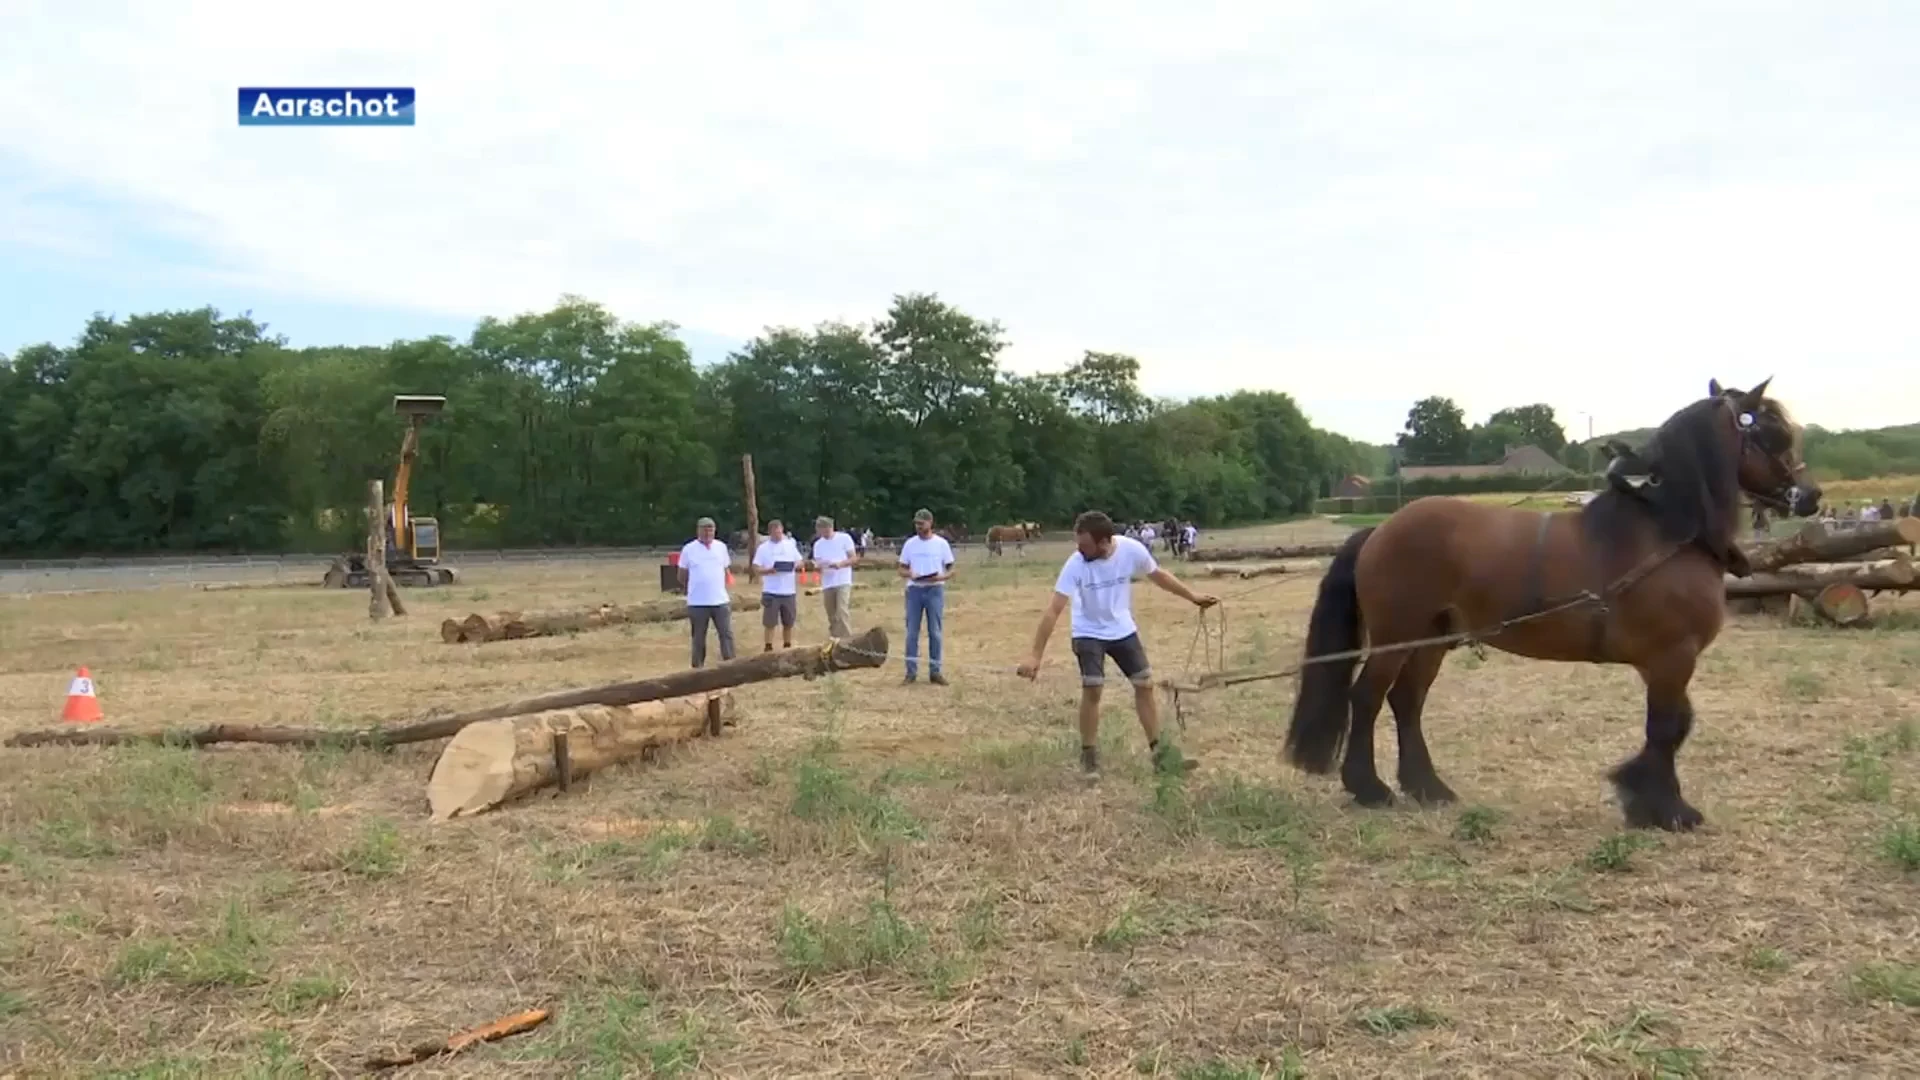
top-left (1582, 395), bottom-right (1743, 553)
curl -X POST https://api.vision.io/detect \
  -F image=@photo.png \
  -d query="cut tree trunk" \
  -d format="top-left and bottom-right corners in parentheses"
top-left (1788, 582), bottom-right (1871, 626)
top-left (5, 626), bottom-right (890, 750)
top-left (1186, 543), bottom-right (1345, 563)
top-left (441, 593), bottom-right (760, 644)
top-left (427, 691), bottom-right (739, 820)
top-left (1200, 563), bottom-right (1304, 579)
top-left (1744, 518), bottom-right (1920, 573)
top-left (1723, 557), bottom-right (1917, 598)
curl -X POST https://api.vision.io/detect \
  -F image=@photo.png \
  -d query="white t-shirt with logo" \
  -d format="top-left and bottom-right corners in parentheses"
top-left (811, 531), bottom-right (858, 589)
top-left (752, 536), bottom-right (803, 596)
top-left (1054, 535), bottom-right (1159, 641)
top-left (898, 534), bottom-right (955, 587)
top-left (678, 538), bottom-right (732, 606)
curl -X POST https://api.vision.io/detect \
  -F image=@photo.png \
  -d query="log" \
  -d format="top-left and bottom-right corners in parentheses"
top-left (368, 480), bottom-right (393, 620)
top-left (1793, 583), bottom-right (1871, 626)
top-left (426, 691), bottom-right (739, 819)
top-left (743, 453), bottom-right (760, 569)
top-left (363, 1007), bottom-right (551, 1070)
top-left (1200, 563), bottom-right (1305, 579)
top-left (1723, 558), bottom-right (1917, 598)
top-left (1186, 542), bottom-right (1345, 562)
top-left (1744, 518), bottom-right (1920, 573)
top-left (4, 626), bottom-right (891, 750)
top-left (440, 593), bottom-right (760, 644)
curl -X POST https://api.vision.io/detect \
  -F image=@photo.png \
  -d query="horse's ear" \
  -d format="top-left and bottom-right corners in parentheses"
top-left (1708, 378), bottom-right (1723, 397)
top-left (1749, 375), bottom-right (1772, 400)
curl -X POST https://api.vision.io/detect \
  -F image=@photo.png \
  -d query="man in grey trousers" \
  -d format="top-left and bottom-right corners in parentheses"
top-left (677, 516), bottom-right (736, 667)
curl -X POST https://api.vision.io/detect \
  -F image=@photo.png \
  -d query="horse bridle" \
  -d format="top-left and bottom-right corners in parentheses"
top-left (1727, 398), bottom-right (1806, 513)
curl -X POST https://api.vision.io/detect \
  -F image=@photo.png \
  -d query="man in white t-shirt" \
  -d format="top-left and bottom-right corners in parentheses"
top-left (896, 507), bottom-right (956, 685)
top-left (677, 516), bottom-right (736, 668)
top-left (1018, 509), bottom-right (1217, 778)
top-left (749, 519), bottom-right (803, 652)
top-left (810, 515), bottom-right (860, 640)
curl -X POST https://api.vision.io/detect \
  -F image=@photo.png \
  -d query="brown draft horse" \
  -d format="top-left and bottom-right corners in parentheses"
top-left (986, 522), bottom-right (1041, 556)
top-left (1284, 379), bottom-right (1821, 831)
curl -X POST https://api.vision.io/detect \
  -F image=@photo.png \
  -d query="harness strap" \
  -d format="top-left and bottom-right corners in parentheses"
top-left (1586, 544), bottom-right (1681, 662)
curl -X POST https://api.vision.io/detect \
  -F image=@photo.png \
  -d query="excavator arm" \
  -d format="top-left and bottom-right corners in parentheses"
top-left (390, 420), bottom-right (420, 553)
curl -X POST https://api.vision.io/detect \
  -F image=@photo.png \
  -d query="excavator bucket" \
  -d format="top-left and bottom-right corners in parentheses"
top-left (394, 394), bottom-right (447, 418)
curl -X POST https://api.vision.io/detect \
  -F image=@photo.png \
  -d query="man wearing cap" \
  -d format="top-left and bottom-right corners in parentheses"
top-left (810, 515), bottom-right (860, 639)
top-left (897, 508), bottom-right (956, 685)
top-left (677, 516), bottom-right (736, 667)
top-left (749, 519), bottom-right (804, 652)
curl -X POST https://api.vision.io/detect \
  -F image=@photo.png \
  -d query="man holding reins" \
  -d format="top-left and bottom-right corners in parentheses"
top-left (1018, 510), bottom-right (1217, 778)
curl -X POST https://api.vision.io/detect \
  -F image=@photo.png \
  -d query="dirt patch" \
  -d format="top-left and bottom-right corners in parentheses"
top-left (0, 526), bottom-right (1915, 1077)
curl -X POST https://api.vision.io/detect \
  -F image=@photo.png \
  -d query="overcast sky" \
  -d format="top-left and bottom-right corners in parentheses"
top-left (2, 1), bottom-right (1915, 443)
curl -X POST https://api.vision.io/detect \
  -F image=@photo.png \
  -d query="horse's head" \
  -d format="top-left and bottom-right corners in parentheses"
top-left (1023, 522), bottom-right (1041, 539)
top-left (1707, 377), bottom-right (1821, 518)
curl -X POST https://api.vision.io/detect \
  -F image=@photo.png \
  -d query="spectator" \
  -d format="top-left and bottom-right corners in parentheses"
top-left (1879, 498), bottom-right (1895, 522)
top-left (677, 516), bottom-right (735, 668)
top-left (1018, 510), bottom-right (1218, 779)
top-left (750, 519), bottom-right (802, 652)
top-left (897, 508), bottom-right (955, 685)
top-left (810, 515), bottom-right (860, 639)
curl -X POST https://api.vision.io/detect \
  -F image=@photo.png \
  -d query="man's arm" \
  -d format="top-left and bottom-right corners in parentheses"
top-left (1017, 592), bottom-right (1071, 679)
top-left (1148, 566), bottom-right (1218, 608)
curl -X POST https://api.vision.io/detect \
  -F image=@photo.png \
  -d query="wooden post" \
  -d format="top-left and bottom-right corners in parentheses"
top-left (553, 730), bottom-right (573, 792)
top-left (705, 695), bottom-right (723, 738)
top-left (368, 480), bottom-right (392, 620)
top-left (742, 453), bottom-right (760, 569)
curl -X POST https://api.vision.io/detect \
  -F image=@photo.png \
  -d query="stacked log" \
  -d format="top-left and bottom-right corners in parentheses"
top-left (1728, 519), bottom-right (1920, 626)
top-left (441, 594), bottom-right (760, 644)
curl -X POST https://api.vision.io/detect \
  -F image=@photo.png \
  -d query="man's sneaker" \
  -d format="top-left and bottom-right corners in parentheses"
top-left (1079, 746), bottom-right (1101, 782)
top-left (929, 673), bottom-right (948, 686)
top-left (902, 674), bottom-right (917, 685)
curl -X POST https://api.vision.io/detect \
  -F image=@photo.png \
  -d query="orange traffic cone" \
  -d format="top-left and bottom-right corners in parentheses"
top-left (62, 666), bottom-right (103, 724)
top-left (726, 570), bottom-right (735, 587)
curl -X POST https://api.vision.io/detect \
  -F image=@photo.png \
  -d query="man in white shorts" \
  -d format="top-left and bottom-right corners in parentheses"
top-left (749, 519), bottom-right (803, 651)
top-left (1017, 509), bottom-right (1217, 777)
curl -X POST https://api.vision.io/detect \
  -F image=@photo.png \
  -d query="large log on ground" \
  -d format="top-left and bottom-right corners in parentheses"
top-left (427, 691), bottom-right (739, 820)
top-left (1187, 543), bottom-right (1345, 563)
top-left (1201, 563), bottom-right (1306, 579)
top-left (441, 593), bottom-right (760, 644)
top-left (1789, 583), bottom-right (1872, 626)
top-left (1745, 518), bottom-right (1920, 573)
top-left (1723, 558), bottom-right (1917, 598)
top-left (4, 626), bottom-right (891, 750)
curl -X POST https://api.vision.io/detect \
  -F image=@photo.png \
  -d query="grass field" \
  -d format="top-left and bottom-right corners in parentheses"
top-left (1, 520), bottom-right (1916, 1077)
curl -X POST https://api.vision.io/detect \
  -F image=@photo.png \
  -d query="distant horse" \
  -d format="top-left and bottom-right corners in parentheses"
top-left (986, 521), bottom-right (1041, 556)
top-left (1283, 378), bottom-right (1819, 832)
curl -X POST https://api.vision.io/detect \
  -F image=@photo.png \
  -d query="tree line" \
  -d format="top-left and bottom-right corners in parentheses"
top-left (1393, 394), bottom-right (1920, 480)
top-left (0, 294), bottom-right (1384, 555)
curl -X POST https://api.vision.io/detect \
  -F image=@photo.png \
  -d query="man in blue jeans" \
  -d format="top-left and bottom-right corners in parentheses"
top-left (896, 508), bottom-right (956, 685)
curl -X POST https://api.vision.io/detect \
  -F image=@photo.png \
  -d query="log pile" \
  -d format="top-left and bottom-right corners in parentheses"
top-left (1728, 519), bottom-right (1920, 626)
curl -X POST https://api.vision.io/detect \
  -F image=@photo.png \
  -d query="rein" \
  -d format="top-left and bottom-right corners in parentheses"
top-left (1163, 542), bottom-right (1681, 699)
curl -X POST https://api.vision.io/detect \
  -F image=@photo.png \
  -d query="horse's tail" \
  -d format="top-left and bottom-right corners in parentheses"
top-left (1284, 526), bottom-right (1374, 775)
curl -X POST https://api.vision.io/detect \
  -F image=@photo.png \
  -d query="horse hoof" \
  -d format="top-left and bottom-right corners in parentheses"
top-left (1403, 779), bottom-right (1458, 807)
top-left (1347, 781), bottom-right (1396, 808)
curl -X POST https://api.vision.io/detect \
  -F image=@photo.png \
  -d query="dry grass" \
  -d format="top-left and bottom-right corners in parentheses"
top-left (1, 518), bottom-right (1917, 1078)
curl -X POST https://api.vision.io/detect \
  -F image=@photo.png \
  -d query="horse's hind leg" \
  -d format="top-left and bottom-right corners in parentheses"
top-left (1610, 649), bottom-right (1706, 832)
top-left (1387, 644), bottom-right (1458, 806)
top-left (1342, 653), bottom-right (1404, 807)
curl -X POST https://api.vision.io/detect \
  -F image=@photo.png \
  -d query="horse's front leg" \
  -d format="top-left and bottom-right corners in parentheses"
top-left (1609, 650), bottom-right (1706, 831)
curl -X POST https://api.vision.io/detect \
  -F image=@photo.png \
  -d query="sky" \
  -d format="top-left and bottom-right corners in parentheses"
top-left (2, 1), bottom-right (1916, 444)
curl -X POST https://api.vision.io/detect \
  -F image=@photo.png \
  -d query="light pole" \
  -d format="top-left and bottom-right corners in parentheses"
top-left (1575, 411), bottom-right (1596, 476)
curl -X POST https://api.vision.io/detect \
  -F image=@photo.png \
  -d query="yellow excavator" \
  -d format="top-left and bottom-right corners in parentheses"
top-left (322, 395), bottom-right (460, 588)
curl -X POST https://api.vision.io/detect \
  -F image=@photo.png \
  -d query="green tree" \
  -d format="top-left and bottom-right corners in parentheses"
top-left (1396, 396), bottom-right (1471, 466)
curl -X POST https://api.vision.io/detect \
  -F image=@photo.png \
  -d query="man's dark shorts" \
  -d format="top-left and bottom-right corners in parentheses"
top-left (1071, 633), bottom-right (1152, 688)
top-left (762, 592), bottom-right (798, 628)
